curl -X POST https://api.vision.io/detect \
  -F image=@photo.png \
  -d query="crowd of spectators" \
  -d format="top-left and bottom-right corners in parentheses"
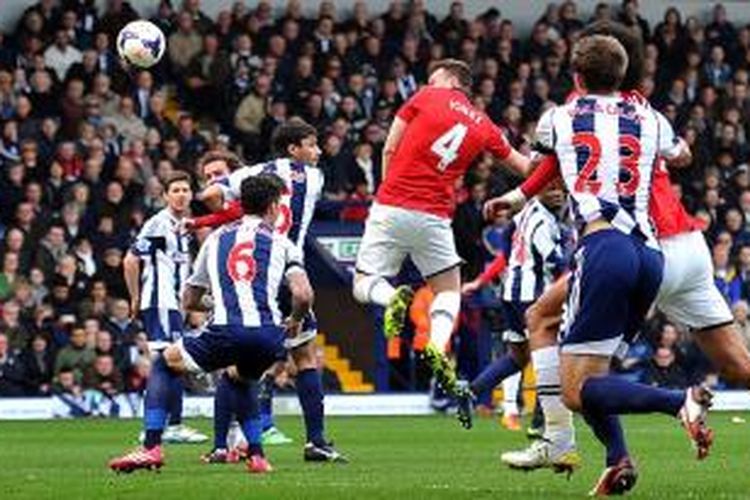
top-left (2, 0), bottom-right (750, 399)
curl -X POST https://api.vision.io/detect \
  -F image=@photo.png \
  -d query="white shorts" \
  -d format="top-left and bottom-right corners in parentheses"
top-left (656, 231), bottom-right (733, 330)
top-left (283, 328), bottom-right (316, 349)
top-left (355, 203), bottom-right (462, 278)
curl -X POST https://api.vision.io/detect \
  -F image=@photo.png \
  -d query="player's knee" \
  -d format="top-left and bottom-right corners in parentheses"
top-left (509, 342), bottom-right (530, 366)
top-left (559, 368), bottom-right (584, 412)
top-left (722, 359), bottom-right (750, 387)
top-left (430, 290), bottom-right (461, 317)
top-left (560, 384), bottom-right (583, 412)
top-left (291, 341), bottom-right (317, 370)
top-left (352, 273), bottom-right (370, 303)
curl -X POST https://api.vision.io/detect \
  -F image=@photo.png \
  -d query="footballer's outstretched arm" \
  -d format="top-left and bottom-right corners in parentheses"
top-left (199, 184), bottom-right (225, 212)
top-left (382, 116), bottom-right (407, 178)
top-left (189, 201), bottom-right (243, 229)
top-left (663, 137), bottom-right (692, 169)
top-left (500, 148), bottom-right (533, 177)
top-left (656, 111), bottom-right (693, 168)
top-left (484, 123), bottom-right (532, 176)
top-left (482, 154), bottom-right (560, 219)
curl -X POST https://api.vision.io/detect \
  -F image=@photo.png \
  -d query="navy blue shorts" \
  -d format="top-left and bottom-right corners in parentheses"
top-left (181, 325), bottom-right (287, 380)
top-left (561, 229), bottom-right (663, 356)
top-left (501, 300), bottom-right (531, 343)
top-left (141, 308), bottom-right (183, 348)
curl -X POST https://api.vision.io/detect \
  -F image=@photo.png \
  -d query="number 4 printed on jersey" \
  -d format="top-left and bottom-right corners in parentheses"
top-left (431, 123), bottom-right (467, 171)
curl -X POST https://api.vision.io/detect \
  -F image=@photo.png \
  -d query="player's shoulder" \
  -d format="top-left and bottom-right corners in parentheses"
top-left (538, 103), bottom-right (568, 125)
top-left (232, 162), bottom-right (264, 179)
top-left (533, 199), bottom-right (559, 222)
top-left (140, 209), bottom-right (168, 232)
top-left (205, 222), bottom-right (233, 244)
top-left (512, 201), bottom-right (536, 224)
top-left (622, 90), bottom-right (650, 107)
top-left (269, 226), bottom-right (298, 253)
top-left (303, 164), bottom-right (324, 185)
top-left (410, 85), bottom-right (438, 99)
top-left (271, 230), bottom-right (295, 247)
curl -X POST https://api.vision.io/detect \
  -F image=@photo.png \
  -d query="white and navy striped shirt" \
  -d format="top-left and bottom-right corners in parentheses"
top-left (187, 216), bottom-right (305, 328)
top-left (130, 208), bottom-right (192, 312)
top-left (502, 199), bottom-right (566, 303)
top-left (537, 95), bottom-right (684, 248)
top-left (222, 159), bottom-right (324, 252)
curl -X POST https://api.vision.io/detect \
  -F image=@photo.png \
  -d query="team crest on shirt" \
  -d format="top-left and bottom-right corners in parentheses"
top-left (133, 238), bottom-right (151, 254)
top-left (227, 241), bottom-right (257, 282)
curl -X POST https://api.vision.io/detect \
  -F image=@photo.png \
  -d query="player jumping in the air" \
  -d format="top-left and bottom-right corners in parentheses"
top-left (122, 171), bottom-right (208, 445)
top-left (352, 59), bottom-right (532, 396)
top-left (109, 174), bottom-right (313, 474)
top-left (193, 120), bottom-right (346, 463)
top-left (457, 183), bottom-right (569, 432)
top-left (487, 35), bottom-right (712, 496)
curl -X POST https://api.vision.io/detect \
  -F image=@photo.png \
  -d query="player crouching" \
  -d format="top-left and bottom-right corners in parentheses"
top-left (109, 174), bottom-right (313, 474)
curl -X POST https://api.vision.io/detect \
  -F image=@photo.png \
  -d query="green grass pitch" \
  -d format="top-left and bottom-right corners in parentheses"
top-left (1, 413), bottom-right (749, 499)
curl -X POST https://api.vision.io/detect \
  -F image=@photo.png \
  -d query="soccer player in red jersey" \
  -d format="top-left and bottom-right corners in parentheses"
top-left (352, 59), bottom-right (532, 394)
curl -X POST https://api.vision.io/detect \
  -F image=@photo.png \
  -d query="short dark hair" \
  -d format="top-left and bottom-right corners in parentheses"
top-left (430, 58), bottom-right (473, 90)
top-left (163, 170), bottom-right (192, 191)
top-left (581, 21), bottom-right (644, 91)
top-left (240, 173), bottom-right (285, 216)
top-left (271, 118), bottom-right (318, 156)
top-left (198, 150), bottom-right (242, 174)
top-left (572, 35), bottom-right (628, 93)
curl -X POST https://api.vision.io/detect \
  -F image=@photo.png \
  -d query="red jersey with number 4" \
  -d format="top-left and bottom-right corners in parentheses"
top-left (376, 87), bottom-right (512, 218)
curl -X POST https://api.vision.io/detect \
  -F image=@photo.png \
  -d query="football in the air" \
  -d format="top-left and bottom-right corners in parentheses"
top-left (116, 20), bottom-right (166, 68)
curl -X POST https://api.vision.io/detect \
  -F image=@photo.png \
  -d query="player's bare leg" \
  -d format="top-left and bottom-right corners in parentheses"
top-left (694, 323), bottom-right (750, 388)
top-left (423, 266), bottom-right (462, 397)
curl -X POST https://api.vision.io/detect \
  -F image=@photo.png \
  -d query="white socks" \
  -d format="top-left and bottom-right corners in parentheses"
top-left (227, 421), bottom-right (246, 449)
top-left (429, 291), bottom-right (461, 352)
top-left (353, 275), bottom-right (396, 307)
top-left (532, 346), bottom-right (575, 450)
top-left (502, 371), bottom-right (522, 416)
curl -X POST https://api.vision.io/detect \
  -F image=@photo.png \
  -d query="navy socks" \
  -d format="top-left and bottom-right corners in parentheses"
top-left (143, 355), bottom-right (172, 448)
top-left (296, 368), bottom-right (325, 446)
top-left (470, 354), bottom-right (522, 395)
